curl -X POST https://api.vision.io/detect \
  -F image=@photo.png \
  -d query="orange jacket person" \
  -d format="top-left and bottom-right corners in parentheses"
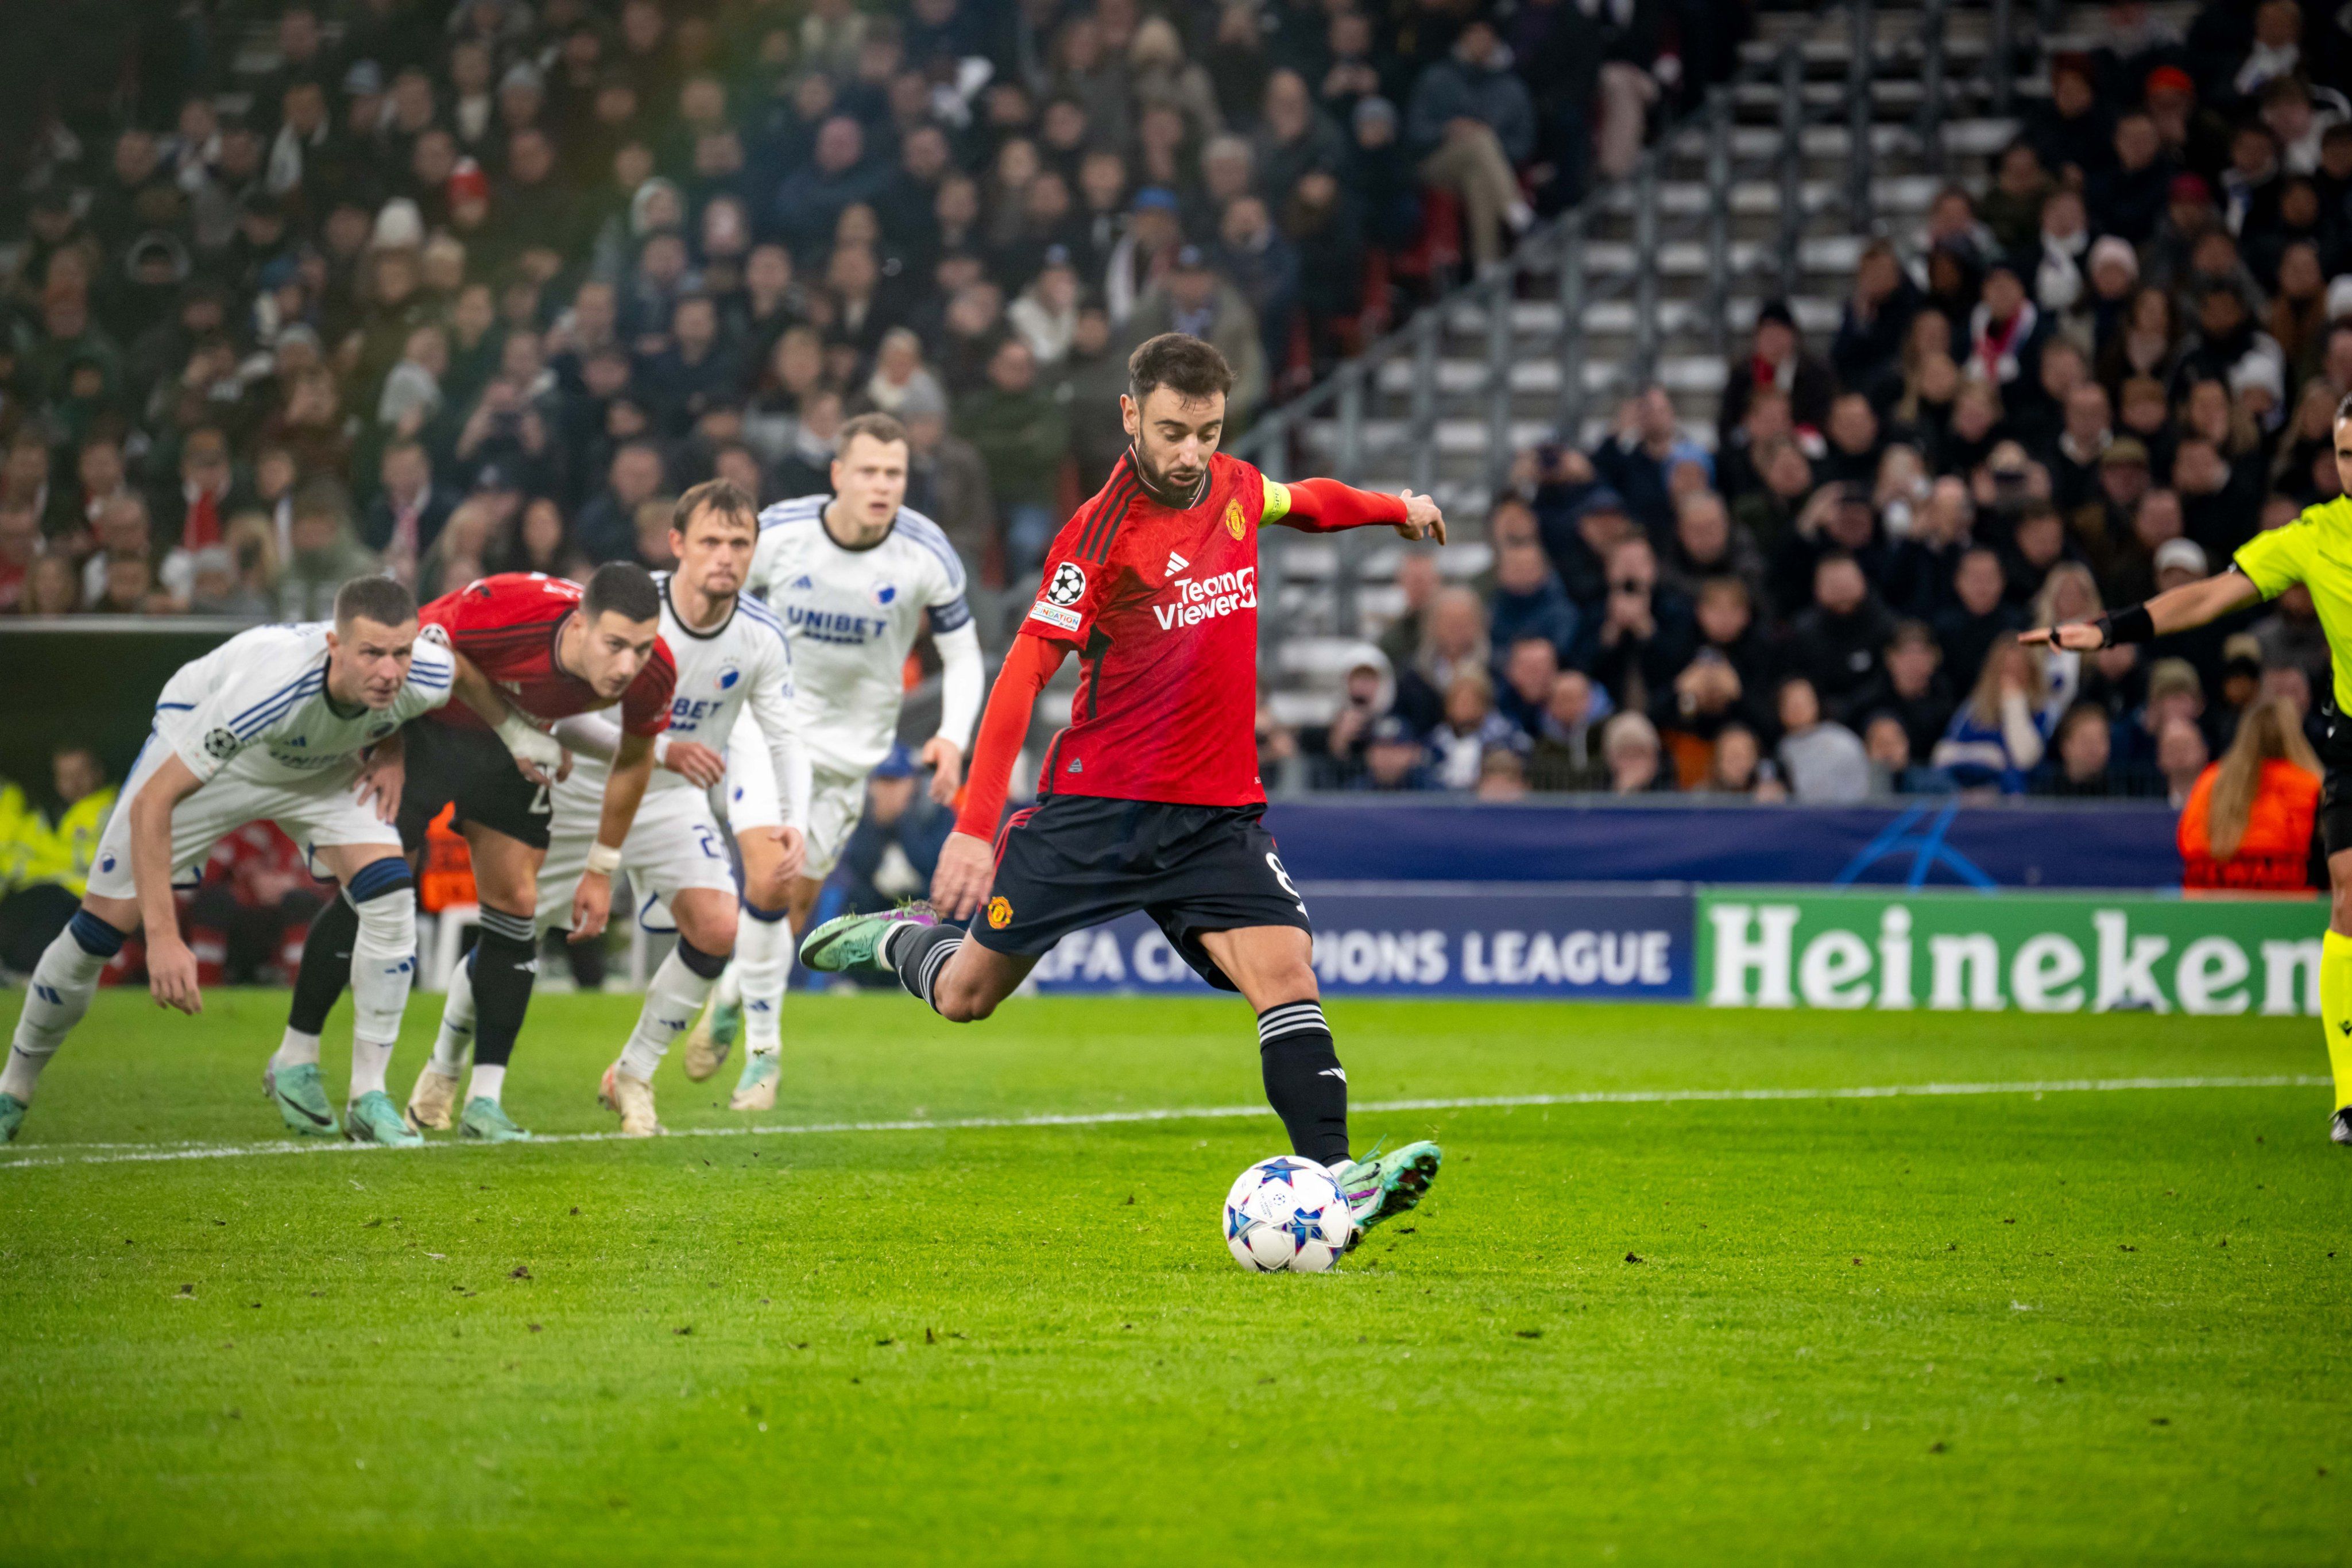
top-left (2177, 698), bottom-right (2321, 893)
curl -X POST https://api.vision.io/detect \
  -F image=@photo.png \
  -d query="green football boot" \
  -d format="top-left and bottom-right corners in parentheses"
top-left (798, 904), bottom-right (937, 974)
top-left (1330, 1140), bottom-right (1443, 1235)
top-left (728, 1050), bottom-right (780, 1112)
top-left (681, 993), bottom-right (740, 1082)
top-left (0, 1092), bottom-right (25, 1144)
top-left (344, 1090), bottom-right (424, 1148)
top-left (458, 1097), bottom-right (532, 1143)
top-left (263, 1062), bottom-right (339, 1138)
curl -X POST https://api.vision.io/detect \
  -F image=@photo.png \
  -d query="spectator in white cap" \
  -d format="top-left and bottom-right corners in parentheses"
top-left (371, 196), bottom-right (424, 251)
top-left (2326, 273), bottom-right (2352, 330)
top-left (2154, 536), bottom-right (2210, 590)
top-left (2230, 350), bottom-right (2287, 433)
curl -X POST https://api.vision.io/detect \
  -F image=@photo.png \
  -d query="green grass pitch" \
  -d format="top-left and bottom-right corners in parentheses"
top-left (0, 988), bottom-right (2345, 1564)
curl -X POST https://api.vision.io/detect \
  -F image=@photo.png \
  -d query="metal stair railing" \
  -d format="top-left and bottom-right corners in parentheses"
top-left (1236, 0), bottom-right (1907, 649)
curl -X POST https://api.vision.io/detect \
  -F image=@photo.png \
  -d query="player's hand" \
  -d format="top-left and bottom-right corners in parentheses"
top-left (920, 737), bottom-right (964, 805)
top-left (773, 825), bottom-right (806, 882)
top-left (2020, 622), bottom-right (2105, 651)
top-left (147, 934), bottom-right (203, 1015)
top-left (569, 868), bottom-right (612, 942)
top-left (1396, 491), bottom-right (1448, 544)
top-left (353, 753), bottom-right (405, 823)
top-left (662, 740), bottom-right (726, 787)
top-left (929, 830), bottom-right (994, 922)
top-left (515, 748), bottom-right (573, 788)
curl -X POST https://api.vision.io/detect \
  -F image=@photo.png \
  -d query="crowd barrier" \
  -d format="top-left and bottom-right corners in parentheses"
top-left (1258, 797), bottom-right (2183, 890)
top-left (1029, 884), bottom-right (2327, 1016)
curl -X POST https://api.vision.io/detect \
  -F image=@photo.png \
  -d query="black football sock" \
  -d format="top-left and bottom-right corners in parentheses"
top-left (888, 922), bottom-right (965, 1012)
top-left (466, 906), bottom-right (540, 1068)
top-left (286, 892), bottom-right (359, 1035)
top-left (1258, 1000), bottom-right (1351, 1167)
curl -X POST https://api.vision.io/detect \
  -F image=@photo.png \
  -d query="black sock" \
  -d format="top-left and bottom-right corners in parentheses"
top-left (468, 907), bottom-right (540, 1068)
top-left (889, 922), bottom-right (964, 1011)
top-left (1258, 1000), bottom-right (1349, 1167)
top-left (286, 893), bottom-right (359, 1035)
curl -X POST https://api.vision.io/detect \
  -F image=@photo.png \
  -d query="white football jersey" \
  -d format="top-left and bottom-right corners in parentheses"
top-left (560, 574), bottom-right (797, 803)
top-left (157, 622), bottom-right (451, 787)
top-left (747, 494), bottom-right (971, 775)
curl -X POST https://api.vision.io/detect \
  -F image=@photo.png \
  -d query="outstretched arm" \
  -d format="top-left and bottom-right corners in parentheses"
top-left (2021, 570), bottom-right (2262, 650)
top-left (931, 634), bottom-right (1071, 919)
top-left (1264, 478), bottom-right (1448, 543)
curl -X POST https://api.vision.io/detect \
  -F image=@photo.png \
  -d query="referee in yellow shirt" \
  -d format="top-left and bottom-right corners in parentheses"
top-left (2027, 397), bottom-right (2352, 1148)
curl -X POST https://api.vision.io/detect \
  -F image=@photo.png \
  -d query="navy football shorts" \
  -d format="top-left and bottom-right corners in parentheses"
top-left (971, 795), bottom-right (1310, 990)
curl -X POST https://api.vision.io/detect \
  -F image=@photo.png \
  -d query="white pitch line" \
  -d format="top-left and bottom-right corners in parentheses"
top-left (0, 1074), bottom-right (2325, 1172)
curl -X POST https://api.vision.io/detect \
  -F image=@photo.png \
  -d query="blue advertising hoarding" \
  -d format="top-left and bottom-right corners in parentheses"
top-left (1028, 882), bottom-right (1695, 998)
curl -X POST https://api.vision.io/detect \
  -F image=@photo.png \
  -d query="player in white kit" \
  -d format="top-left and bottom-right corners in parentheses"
top-left (414, 480), bottom-right (812, 1135)
top-left (0, 576), bottom-right (556, 1146)
top-left (682, 412), bottom-right (983, 1110)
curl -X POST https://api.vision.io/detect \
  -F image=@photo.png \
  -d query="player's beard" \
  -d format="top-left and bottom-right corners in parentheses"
top-left (1131, 440), bottom-right (1205, 509)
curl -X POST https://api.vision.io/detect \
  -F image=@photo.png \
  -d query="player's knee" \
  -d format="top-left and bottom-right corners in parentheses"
top-left (2332, 880), bottom-right (2352, 937)
top-left (674, 902), bottom-right (737, 959)
top-left (347, 860), bottom-right (417, 946)
top-left (937, 986), bottom-right (993, 1024)
top-left (932, 965), bottom-right (996, 1023)
top-left (741, 872), bottom-right (791, 915)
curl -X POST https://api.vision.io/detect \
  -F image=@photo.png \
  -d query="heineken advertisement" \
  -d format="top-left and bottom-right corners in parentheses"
top-left (1697, 891), bottom-right (2328, 1016)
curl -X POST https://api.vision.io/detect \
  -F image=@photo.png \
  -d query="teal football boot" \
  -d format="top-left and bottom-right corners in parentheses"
top-left (264, 1062), bottom-right (339, 1138)
top-left (344, 1090), bottom-right (424, 1148)
top-left (1329, 1140), bottom-right (1443, 1236)
top-left (798, 904), bottom-right (937, 975)
top-left (458, 1097), bottom-right (531, 1143)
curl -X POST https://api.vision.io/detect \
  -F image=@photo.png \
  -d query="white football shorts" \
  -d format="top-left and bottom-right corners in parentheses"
top-left (84, 730), bottom-right (401, 902)
top-left (535, 779), bottom-right (738, 935)
top-left (723, 738), bottom-right (866, 880)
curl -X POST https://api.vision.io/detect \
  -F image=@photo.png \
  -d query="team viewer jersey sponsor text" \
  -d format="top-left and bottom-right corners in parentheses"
top-left (1020, 450), bottom-right (1275, 808)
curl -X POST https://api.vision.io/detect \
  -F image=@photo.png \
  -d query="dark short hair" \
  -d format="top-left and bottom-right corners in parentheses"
top-left (583, 560), bottom-right (661, 624)
top-left (334, 574), bottom-right (417, 629)
top-left (671, 477), bottom-right (757, 538)
top-left (837, 411), bottom-right (910, 455)
top-left (1128, 332), bottom-right (1234, 407)
top-left (2334, 390), bottom-right (2352, 424)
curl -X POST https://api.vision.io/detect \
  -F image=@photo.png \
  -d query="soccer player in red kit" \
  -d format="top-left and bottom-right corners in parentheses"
top-left (276, 562), bottom-right (676, 1141)
top-left (801, 334), bottom-right (1448, 1235)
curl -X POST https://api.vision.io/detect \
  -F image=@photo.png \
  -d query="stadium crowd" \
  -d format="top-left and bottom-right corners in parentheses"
top-left (0, 0), bottom-right (2343, 831)
top-left (0, 0), bottom-right (1723, 640)
top-left (1283, 0), bottom-right (2352, 814)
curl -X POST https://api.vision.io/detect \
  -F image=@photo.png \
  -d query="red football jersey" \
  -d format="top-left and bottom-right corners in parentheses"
top-left (421, 572), bottom-right (676, 736)
top-left (1020, 450), bottom-right (1274, 807)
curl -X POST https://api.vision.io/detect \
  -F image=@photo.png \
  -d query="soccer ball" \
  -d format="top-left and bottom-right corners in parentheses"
top-left (1223, 1156), bottom-right (1355, 1272)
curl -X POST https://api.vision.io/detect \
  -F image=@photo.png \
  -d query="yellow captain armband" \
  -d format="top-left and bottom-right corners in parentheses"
top-left (1260, 477), bottom-right (1291, 525)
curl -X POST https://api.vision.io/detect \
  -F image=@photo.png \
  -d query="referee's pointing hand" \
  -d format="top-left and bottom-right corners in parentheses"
top-left (2019, 622), bottom-right (2106, 651)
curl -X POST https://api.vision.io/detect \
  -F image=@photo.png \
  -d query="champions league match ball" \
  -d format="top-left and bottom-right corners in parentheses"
top-left (1223, 1157), bottom-right (1355, 1272)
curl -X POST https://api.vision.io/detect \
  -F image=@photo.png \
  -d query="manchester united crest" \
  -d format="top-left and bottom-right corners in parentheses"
top-left (986, 896), bottom-right (1013, 929)
top-left (1223, 500), bottom-right (1245, 540)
